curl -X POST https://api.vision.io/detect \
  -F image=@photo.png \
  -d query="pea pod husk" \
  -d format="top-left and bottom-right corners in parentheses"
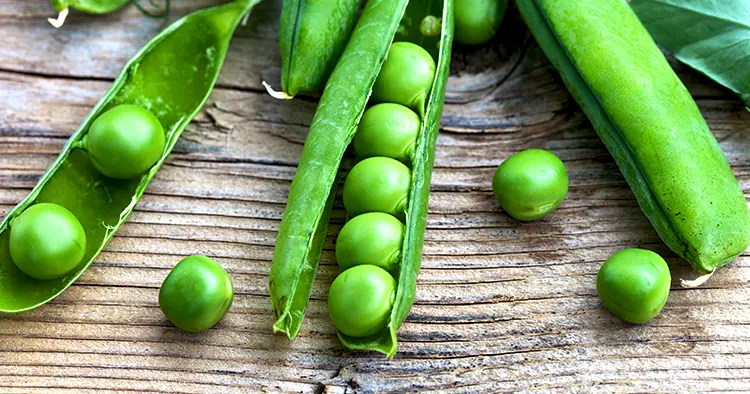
top-left (517, 0), bottom-right (750, 277)
top-left (337, 0), bottom-right (454, 358)
top-left (269, 0), bottom-right (410, 341)
top-left (277, 0), bottom-right (361, 97)
top-left (269, 0), bottom-right (454, 357)
top-left (0, 0), bottom-right (261, 313)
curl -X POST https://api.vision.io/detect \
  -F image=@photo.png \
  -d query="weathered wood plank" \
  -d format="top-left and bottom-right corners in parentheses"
top-left (0, 1), bottom-right (749, 393)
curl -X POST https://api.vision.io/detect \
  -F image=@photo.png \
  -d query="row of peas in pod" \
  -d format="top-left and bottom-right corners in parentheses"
top-left (8, 104), bottom-right (165, 281)
top-left (6, 101), bottom-right (235, 331)
top-left (328, 41), bottom-right (437, 338)
top-left (1, 1), bottom-right (259, 332)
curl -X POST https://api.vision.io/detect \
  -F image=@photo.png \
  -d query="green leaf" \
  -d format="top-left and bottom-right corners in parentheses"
top-left (630, 0), bottom-right (750, 108)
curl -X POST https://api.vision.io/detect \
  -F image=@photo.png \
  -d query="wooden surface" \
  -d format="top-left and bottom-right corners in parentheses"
top-left (1, 1), bottom-right (749, 393)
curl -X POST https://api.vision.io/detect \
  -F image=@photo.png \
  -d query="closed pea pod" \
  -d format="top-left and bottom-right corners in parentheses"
top-left (0, 0), bottom-right (261, 313)
top-left (269, 0), bottom-right (454, 357)
top-left (517, 0), bottom-right (750, 284)
top-left (267, 0), bottom-right (360, 98)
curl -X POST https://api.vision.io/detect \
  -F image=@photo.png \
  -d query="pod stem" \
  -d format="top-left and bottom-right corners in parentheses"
top-left (262, 81), bottom-right (294, 100)
top-left (680, 270), bottom-right (714, 288)
top-left (47, 8), bottom-right (69, 28)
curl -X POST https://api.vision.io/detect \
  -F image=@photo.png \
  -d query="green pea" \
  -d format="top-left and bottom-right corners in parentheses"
top-left (354, 103), bottom-right (420, 164)
top-left (420, 15), bottom-right (442, 37)
top-left (9, 203), bottom-right (87, 280)
top-left (343, 157), bottom-right (411, 220)
top-left (492, 149), bottom-right (568, 221)
top-left (597, 248), bottom-right (671, 324)
top-left (455, 0), bottom-right (506, 45)
top-left (336, 212), bottom-right (404, 274)
top-left (86, 104), bottom-right (166, 180)
top-left (158, 255), bottom-right (234, 333)
top-left (328, 264), bottom-right (396, 338)
top-left (372, 42), bottom-right (436, 112)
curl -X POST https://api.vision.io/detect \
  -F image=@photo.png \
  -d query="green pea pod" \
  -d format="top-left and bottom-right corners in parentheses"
top-left (48, 0), bottom-right (170, 28)
top-left (269, 0), bottom-right (454, 358)
top-left (269, 0), bottom-right (361, 98)
top-left (517, 0), bottom-right (750, 284)
top-left (0, 0), bottom-right (261, 313)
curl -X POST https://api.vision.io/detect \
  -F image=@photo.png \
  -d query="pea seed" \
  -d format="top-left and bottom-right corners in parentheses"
top-left (9, 203), bottom-right (87, 280)
top-left (159, 255), bottom-right (234, 333)
top-left (343, 157), bottom-right (411, 220)
top-left (336, 212), bottom-right (404, 274)
top-left (372, 42), bottom-right (436, 112)
top-left (597, 248), bottom-right (671, 324)
top-left (492, 149), bottom-right (568, 221)
top-left (328, 264), bottom-right (396, 338)
top-left (354, 103), bottom-right (420, 164)
top-left (86, 104), bottom-right (165, 180)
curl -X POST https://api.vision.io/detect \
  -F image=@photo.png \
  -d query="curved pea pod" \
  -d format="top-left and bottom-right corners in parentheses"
top-left (269, 0), bottom-right (454, 358)
top-left (0, 0), bottom-right (261, 313)
top-left (517, 0), bottom-right (750, 284)
top-left (267, 0), bottom-right (360, 98)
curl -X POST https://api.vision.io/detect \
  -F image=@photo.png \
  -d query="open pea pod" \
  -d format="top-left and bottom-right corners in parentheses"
top-left (269, 0), bottom-right (361, 98)
top-left (0, 0), bottom-right (261, 313)
top-left (517, 0), bottom-right (750, 285)
top-left (269, 0), bottom-right (454, 358)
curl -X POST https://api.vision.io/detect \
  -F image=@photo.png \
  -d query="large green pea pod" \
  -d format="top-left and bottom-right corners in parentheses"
top-left (269, 0), bottom-right (454, 357)
top-left (517, 0), bottom-right (750, 285)
top-left (264, 0), bottom-right (361, 98)
top-left (0, 0), bottom-right (261, 313)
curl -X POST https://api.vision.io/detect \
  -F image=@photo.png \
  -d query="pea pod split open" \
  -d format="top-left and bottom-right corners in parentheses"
top-left (269, 0), bottom-right (454, 357)
top-left (517, 0), bottom-right (750, 283)
top-left (0, 0), bottom-right (261, 313)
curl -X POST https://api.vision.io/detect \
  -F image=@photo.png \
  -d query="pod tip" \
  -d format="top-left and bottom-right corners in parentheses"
top-left (262, 81), bottom-right (293, 100)
top-left (48, 8), bottom-right (69, 29)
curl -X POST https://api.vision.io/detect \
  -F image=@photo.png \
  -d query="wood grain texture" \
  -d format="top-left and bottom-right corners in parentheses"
top-left (1, 1), bottom-right (749, 392)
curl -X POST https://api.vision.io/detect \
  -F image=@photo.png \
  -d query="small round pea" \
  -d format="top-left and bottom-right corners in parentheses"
top-left (9, 203), bottom-right (87, 280)
top-left (597, 248), bottom-right (671, 324)
top-left (420, 15), bottom-right (441, 37)
top-left (343, 157), bottom-right (411, 220)
top-left (328, 264), bottom-right (396, 337)
top-left (336, 212), bottom-right (404, 274)
top-left (372, 42), bottom-right (436, 112)
top-left (354, 103), bottom-right (420, 164)
top-left (455, 0), bottom-right (506, 45)
top-left (159, 255), bottom-right (234, 333)
top-left (86, 104), bottom-right (165, 180)
top-left (492, 149), bottom-right (568, 221)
